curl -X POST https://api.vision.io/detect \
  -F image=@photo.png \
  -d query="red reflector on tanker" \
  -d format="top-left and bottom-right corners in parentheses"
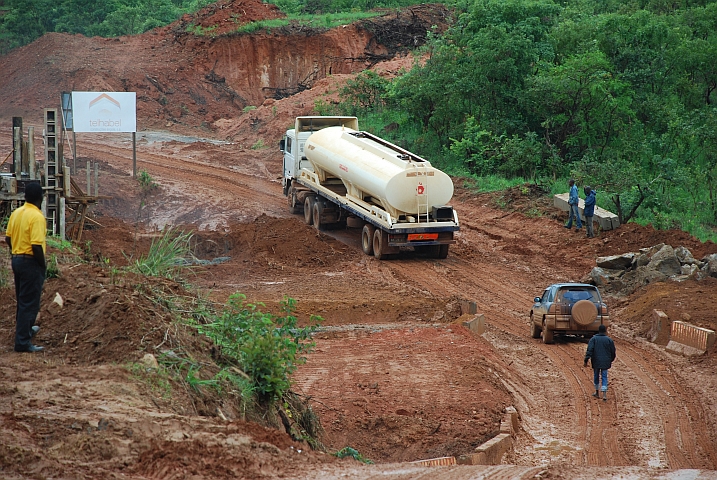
top-left (408, 233), bottom-right (439, 241)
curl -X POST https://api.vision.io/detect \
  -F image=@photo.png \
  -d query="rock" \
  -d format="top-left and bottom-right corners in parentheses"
top-left (635, 253), bottom-right (650, 267)
top-left (635, 265), bottom-right (669, 285)
top-left (681, 264), bottom-right (699, 276)
top-left (641, 243), bottom-right (666, 256)
top-left (141, 353), bottom-right (159, 369)
top-left (702, 253), bottom-right (717, 278)
top-left (589, 267), bottom-right (623, 286)
top-left (52, 292), bottom-right (64, 308)
top-left (620, 266), bottom-right (668, 295)
top-left (674, 246), bottom-right (696, 265)
top-left (670, 275), bottom-right (691, 283)
top-left (596, 253), bottom-right (635, 270)
top-left (646, 245), bottom-right (681, 276)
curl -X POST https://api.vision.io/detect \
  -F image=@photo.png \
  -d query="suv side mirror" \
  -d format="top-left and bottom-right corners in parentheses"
top-left (534, 297), bottom-right (541, 303)
top-left (279, 139), bottom-right (286, 152)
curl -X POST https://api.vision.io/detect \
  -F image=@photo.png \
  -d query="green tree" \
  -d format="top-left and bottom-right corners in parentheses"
top-left (525, 50), bottom-right (635, 162)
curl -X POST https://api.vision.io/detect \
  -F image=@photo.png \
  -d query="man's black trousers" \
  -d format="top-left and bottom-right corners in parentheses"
top-left (12, 256), bottom-right (45, 351)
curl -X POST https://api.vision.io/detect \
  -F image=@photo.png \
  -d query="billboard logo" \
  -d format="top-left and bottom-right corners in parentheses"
top-left (71, 91), bottom-right (136, 133)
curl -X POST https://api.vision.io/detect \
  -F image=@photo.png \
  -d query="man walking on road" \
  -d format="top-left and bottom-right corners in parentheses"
top-left (5, 182), bottom-right (47, 353)
top-left (584, 324), bottom-right (616, 401)
top-left (565, 179), bottom-right (582, 231)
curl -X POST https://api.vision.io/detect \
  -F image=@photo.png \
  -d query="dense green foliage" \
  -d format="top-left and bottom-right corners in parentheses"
top-left (0, 0), bottom-right (213, 53)
top-left (329, 0), bottom-right (717, 240)
top-left (194, 294), bottom-right (322, 403)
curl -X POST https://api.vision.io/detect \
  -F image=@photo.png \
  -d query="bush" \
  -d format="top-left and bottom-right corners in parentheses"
top-left (195, 294), bottom-right (322, 403)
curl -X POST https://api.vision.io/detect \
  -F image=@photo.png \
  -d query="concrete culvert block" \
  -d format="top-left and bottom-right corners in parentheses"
top-left (460, 300), bottom-right (478, 315)
top-left (666, 321), bottom-right (716, 356)
top-left (647, 310), bottom-right (668, 343)
top-left (462, 314), bottom-right (485, 335)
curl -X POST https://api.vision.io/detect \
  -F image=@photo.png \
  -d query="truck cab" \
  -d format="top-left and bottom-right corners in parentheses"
top-left (281, 116), bottom-right (358, 195)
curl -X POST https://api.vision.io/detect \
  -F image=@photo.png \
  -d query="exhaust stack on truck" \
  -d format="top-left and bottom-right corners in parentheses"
top-left (281, 116), bottom-right (459, 259)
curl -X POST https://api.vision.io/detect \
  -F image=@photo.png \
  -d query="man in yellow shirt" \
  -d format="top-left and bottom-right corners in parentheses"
top-left (5, 182), bottom-right (47, 353)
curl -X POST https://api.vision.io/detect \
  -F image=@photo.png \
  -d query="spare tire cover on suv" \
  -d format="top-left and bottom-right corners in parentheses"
top-left (572, 300), bottom-right (598, 326)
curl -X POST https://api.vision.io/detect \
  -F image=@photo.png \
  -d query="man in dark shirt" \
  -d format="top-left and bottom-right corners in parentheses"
top-left (584, 324), bottom-right (616, 401)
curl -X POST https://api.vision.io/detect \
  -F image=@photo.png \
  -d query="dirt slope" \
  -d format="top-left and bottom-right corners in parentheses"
top-left (2, 3), bottom-right (717, 478)
top-left (0, 0), bottom-right (449, 131)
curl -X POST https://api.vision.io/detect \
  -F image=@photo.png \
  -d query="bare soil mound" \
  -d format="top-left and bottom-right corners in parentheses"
top-left (0, 0), bottom-right (450, 132)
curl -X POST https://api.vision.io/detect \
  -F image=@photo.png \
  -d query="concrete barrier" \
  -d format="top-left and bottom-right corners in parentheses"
top-left (461, 313), bottom-right (486, 335)
top-left (457, 433), bottom-right (512, 465)
top-left (501, 406), bottom-right (519, 435)
top-left (666, 321), bottom-right (716, 356)
top-left (414, 406), bottom-right (518, 467)
top-left (460, 300), bottom-right (478, 315)
top-left (410, 456), bottom-right (456, 467)
top-left (647, 309), bottom-right (668, 343)
top-left (554, 193), bottom-right (620, 231)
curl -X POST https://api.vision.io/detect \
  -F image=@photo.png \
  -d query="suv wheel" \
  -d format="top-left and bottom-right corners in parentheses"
top-left (530, 315), bottom-right (541, 339)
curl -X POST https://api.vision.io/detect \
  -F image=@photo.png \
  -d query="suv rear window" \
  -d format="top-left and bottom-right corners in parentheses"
top-left (556, 288), bottom-right (597, 303)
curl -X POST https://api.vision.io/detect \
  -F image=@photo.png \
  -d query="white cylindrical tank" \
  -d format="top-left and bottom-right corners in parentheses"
top-left (305, 126), bottom-right (454, 215)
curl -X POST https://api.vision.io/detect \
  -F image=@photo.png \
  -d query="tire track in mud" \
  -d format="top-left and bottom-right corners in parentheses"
top-left (382, 231), bottom-right (630, 468)
top-left (616, 341), bottom-right (717, 469)
top-left (552, 343), bottom-right (627, 466)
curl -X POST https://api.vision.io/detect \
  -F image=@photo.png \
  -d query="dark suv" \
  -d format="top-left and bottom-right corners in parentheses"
top-left (530, 283), bottom-right (609, 344)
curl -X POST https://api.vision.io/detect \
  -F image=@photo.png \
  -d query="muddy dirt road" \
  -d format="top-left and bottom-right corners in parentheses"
top-left (5, 120), bottom-right (715, 479)
top-left (2, 1), bottom-right (717, 475)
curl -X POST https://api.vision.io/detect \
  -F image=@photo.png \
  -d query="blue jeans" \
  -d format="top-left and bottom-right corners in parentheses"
top-left (566, 204), bottom-right (582, 229)
top-left (593, 368), bottom-right (608, 392)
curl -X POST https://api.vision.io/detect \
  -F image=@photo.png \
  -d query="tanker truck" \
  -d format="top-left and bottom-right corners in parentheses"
top-left (280, 116), bottom-right (459, 259)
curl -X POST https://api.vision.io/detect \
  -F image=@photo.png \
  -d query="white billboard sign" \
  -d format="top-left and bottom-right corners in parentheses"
top-left (71, 92), bottom-right (136, 133)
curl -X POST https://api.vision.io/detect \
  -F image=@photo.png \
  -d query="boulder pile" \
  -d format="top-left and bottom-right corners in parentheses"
top-left (584, 244), bottom-right (717, 296)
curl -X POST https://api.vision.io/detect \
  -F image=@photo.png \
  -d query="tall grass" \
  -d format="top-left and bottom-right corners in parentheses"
top-left (130, 228), bottom-right (194, 279)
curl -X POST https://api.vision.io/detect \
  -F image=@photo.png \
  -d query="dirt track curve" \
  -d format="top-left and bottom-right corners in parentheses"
top-left (2, 5), bottom-right (717, 473)
top-left (73, 131), bottom-right (717, 476)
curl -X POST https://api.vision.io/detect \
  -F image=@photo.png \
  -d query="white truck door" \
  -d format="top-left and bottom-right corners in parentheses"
top-left (283, 133), bottom-right (296, 182)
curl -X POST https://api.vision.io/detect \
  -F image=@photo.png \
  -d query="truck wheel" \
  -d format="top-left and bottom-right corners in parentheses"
top-left (435, 244), bottom-right (449, 259)
top-left (373, 229), bottom-right (388, 260)
top-left (288, 188), bottom-right (301, 215)
top-left (542, 325), bottom-right (554, 344)
top-left (312, 201), bottom-right (324, 230)
top-left (530, 315), bottom-right (541, 339)
top-left (304, 196), bottom-right (315, 225)
top-left (361, 224), bottom-right (375, 255)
